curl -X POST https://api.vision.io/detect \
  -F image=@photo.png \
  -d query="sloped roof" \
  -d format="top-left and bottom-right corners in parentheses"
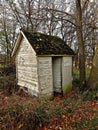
top-left (23, 30), bottom-right (74, 55)
top-left (12, 30), bottom-right (74, 56)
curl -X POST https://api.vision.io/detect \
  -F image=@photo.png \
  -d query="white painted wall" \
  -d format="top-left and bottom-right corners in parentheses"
top-left (16, 37), bottom-right (39, 96)
top-left (15, 36), bottom-right (73, 97)
top-left (37, 57), bottom-right (53, 97)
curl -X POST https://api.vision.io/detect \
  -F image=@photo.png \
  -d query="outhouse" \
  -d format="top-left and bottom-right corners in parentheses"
top-left (12, 30), bottom-right (74, 97)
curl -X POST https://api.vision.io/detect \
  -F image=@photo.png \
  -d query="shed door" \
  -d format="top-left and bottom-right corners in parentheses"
top-left (52, 57), bottom-right (62, 93)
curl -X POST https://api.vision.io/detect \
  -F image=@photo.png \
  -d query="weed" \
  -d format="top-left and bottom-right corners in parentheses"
top-left (33, 105), bottom-right (49, 127)
top-left (82, 89), bottom-right (98, 101)
top-left (75, 118), bottom-right (98, 130)
top-left (22, 105), bottom-right (49, 130)
top-left (51, 106), bottom-right (65, 117)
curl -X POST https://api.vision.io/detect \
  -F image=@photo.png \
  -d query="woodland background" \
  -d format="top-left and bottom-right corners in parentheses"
top-left (0, 0), bottom-right (98, 89)
top-left (0, 1), bottom-right (98, 129)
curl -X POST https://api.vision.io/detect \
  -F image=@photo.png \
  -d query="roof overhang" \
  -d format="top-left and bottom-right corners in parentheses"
top-left (37, 54), bottom-right (74, 57)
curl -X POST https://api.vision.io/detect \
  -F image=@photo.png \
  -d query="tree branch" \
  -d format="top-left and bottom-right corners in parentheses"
top-left (41, 7), bottom-right (75, 19)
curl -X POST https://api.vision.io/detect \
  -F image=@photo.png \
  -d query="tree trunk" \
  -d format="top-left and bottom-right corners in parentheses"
top-left (75, 0), bottom-right (86, 89)
top-left (87, 43), bottom-right (98, 89)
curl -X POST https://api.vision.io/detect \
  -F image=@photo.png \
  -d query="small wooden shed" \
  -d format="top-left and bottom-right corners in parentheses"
top-left (12, 30), bottom-right (74, 97)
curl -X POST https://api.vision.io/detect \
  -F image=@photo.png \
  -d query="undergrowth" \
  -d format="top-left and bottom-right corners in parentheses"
top-left (0, 66), bottom-right (98, 130)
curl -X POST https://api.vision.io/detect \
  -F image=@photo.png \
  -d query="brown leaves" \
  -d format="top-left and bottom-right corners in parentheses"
top-left (0, 89), bottom-right (98, 130)
top-left (40, 92), bottom-right (98, 130)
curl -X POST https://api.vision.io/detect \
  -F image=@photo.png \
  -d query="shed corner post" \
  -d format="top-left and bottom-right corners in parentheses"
top-left (62, 56), bottom-right (73, 95)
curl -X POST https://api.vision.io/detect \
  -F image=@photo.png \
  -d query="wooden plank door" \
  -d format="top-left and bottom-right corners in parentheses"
top-left (52, 57), bottom-right (62, 93)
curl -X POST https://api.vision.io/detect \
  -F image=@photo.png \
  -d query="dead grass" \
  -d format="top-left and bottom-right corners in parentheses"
top-left (0, 66), bottom-right (98, 130)
top-left (0, 88), bottom-right (98, 130)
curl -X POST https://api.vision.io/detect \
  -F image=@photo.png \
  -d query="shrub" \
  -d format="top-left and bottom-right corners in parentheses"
top-left (0, 64), bottom-right (17, 94)
top-left (0, 64), bottom-right (15, 76)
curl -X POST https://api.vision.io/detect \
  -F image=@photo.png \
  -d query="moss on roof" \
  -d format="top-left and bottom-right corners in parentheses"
top-left (22, 30), bottom-right (74, 55)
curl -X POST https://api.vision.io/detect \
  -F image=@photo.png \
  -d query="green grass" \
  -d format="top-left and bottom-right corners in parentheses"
top-left (73, 69), bottom-right (91, 87)
top-left (75, 118), bottom-right (98, 130)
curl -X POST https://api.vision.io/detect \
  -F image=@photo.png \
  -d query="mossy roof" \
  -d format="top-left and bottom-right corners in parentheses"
top-left (22, 30), bottom-right (74, 55)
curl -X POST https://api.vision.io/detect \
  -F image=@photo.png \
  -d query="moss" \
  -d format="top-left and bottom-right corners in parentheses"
top-left (22, 30), bottom-right (74, 55)
top-left (63, 83), bottom-right (72, 95)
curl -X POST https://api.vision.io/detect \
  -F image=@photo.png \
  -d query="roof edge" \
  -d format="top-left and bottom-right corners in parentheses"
top-left (37, 54), bottom-right (74, 57)
top-left (11, 31), bottom-right (23, 57)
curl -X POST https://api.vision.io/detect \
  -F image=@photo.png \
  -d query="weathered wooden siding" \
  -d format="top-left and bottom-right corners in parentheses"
top-left (62, 57), bottom-right (72, 93)
top-left (52, 57), bottom-right (62, 93)
top-left (38, 57), bottom-right (53, 97)
top-left (16, 37), bottom-right (39, 96)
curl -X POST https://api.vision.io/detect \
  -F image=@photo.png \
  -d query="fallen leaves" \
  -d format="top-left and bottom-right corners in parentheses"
top-left (39, 92), bottom-right (98, 130)
top-left (0, 89), bottom-right (98, 130)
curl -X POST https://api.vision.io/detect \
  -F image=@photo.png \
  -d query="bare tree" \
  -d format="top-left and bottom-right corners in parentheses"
top-left (75, 0), bottom-right (86, 88)
top-left (3, 0), bottom-right (98, 89)
top-left (87, 40), bottom-right (98, 89)
top-left (83, 0), bottom-right (98, 65)
top-left (0, 0), bottom-right (17, 64)
top-left (86, 0), bottom-right (98, 89)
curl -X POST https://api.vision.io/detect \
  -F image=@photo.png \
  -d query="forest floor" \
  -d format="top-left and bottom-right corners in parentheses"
top-left (0, 87), bottom-right (98, 130)
top-left (0, 65), bottom-right (98, 130)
